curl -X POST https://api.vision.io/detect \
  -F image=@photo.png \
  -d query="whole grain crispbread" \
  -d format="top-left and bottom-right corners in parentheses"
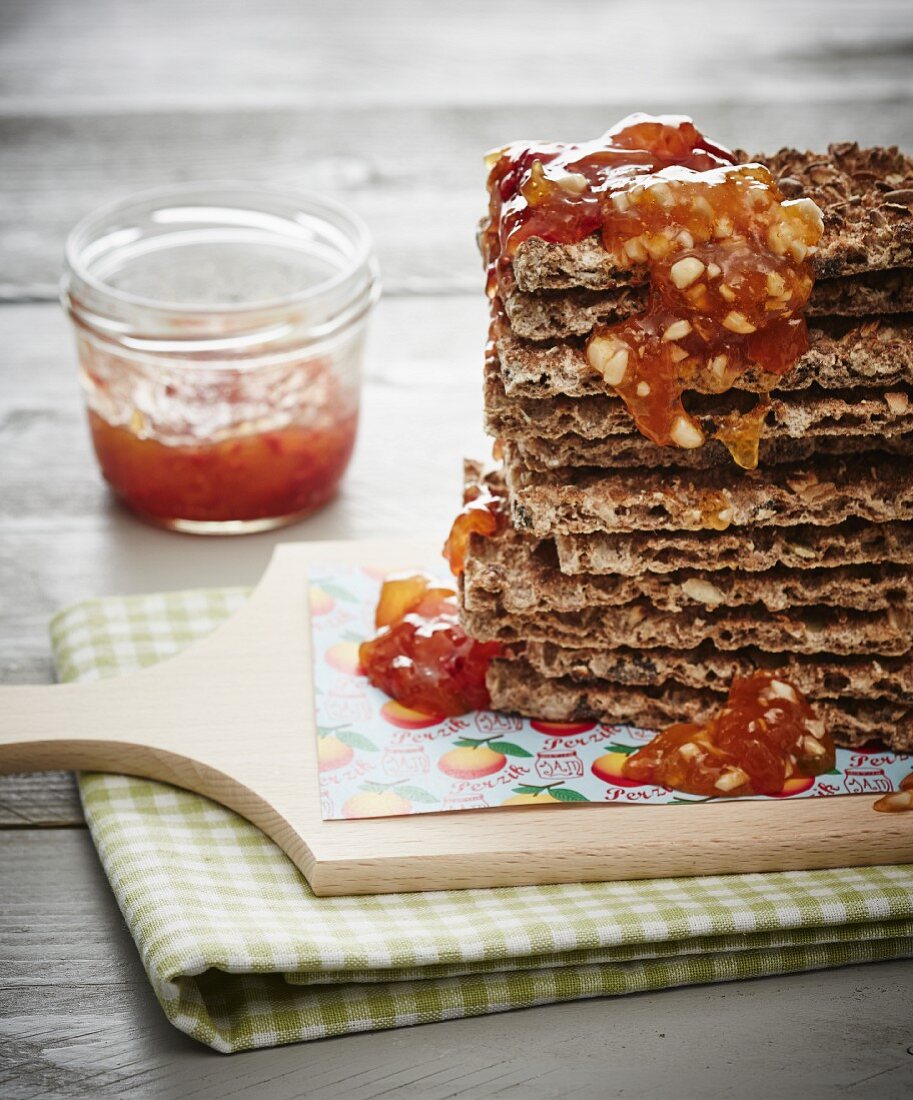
top-left (503, 445), bottom-right (913, 536)
top-left (749, 143), bottom-right (913, 280)
top-left (504, 143), bottom-right (913, 293)
top-left (518, 640), bottom-right (913, 704)
top-left (501, 269), bottom-right (913, 341)
top-left (555, 518), bottom-right (913, 576)
top-left (462, 598), bottom-right (911, 657)
top-left (485, 658), bottom-right (913, 752)
top-left (461, 522), bottom-right (912, 616)
top-left (511, 427), bottom-right (913, 472)
top-left (461, 460), bottom-right (913, 574)
top-left (485, 369), bottom-right (913, 447)
top-left (494, 317), bottom-right (913, 398)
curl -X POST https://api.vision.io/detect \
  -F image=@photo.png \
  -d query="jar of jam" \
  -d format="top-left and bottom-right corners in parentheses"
top-left (62, 185), bottom-right (379, 533)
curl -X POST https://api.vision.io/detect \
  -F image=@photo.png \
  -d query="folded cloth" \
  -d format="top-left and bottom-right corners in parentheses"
top-left (50, 589), bottom-right (913, 1054)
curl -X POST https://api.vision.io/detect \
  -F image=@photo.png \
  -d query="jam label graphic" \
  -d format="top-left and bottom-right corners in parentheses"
top-left (843, 767), bottom-right (894, 795)
top-left (535, 748), bottom-right (585, 780)
top-left (310, 565), bottom-right (912, 819)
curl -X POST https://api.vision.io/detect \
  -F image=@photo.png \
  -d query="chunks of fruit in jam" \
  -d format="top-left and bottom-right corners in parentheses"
top-left (373, 571), bottom-right (457, 629)
top-left (622, 670), bottom-right (835, 797)
top-left (360, 573), bottom-right (501, 717)
top-left (482, 114), bottom-right (824, 468)
top-left (443, 485), bottom-right (503, 576)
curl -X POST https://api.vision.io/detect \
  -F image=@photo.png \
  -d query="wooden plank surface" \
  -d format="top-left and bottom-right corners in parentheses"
top-left (2, 0), bottom-right (913, 299)
top-left (2, 830), bottom-right (913, 1099)
top-left (4, 100), bottom-right (913, 301)
top-left (3, 0), bottom-right (911, 113)
top-left (2, 0), bottom-right (913, 1094)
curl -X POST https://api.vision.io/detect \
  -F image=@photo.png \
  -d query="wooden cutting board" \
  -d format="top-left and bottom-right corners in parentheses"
top-left (0, 538), bottom-right (910, 896)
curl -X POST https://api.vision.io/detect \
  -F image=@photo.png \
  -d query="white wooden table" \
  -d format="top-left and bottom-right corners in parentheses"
top-left (2, 2), bottom-right (913, 1095)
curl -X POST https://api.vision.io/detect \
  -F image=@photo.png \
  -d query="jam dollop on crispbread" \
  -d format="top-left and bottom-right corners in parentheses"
top-left (482, 115), bottom-right (824, 468)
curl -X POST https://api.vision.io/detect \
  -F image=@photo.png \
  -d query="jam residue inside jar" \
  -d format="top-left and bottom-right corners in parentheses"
top-left (622, 671), bottom-right (835, 797)
top-left (482, 114), bottom-right (825, 468)
top-left (359, 572), bottom-right (502, 717)
top-left (88, 399), bottom-right (358, 526)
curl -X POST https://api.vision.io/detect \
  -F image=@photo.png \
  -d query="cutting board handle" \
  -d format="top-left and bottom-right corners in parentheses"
top-left (0, 542), bottom-right (305, 792)
top-left (0, 678), bottom-right (211, 786)
top-left (0, 679), bottom-right (129, 770)
top-left (0, 543), bottom-right (323, 884)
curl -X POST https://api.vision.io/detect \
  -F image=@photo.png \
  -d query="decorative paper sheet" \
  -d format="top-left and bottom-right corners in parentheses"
top-left (310, 565), bottom-right (912, 819)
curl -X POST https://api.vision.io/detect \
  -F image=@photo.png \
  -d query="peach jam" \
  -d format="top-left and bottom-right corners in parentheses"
top-left (62, 185), bottom-right (379, 533)
top-left (360, 573), bottom-right (502, 716)
top-left (623, 671), bottom-right (835, 797)
top-left (482, 115), bottom-right (824, 468)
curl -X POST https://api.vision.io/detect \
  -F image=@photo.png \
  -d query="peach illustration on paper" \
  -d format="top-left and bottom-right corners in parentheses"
top-left (437, 735), bottom-right (533, 780)
top-left (307, 569), bottom-right (913, 820)
top-left (380, 699), bottom-right (444, 730)
top-left (591, 745), bottom-right (648, 789)
top-left (501, 781), bottom-right (589, 806)
top-left (530, 719), bottom-right (597, 736)
top-left (342, 779), bottom-right (437, 818)
top-left (325, 640), bottom-right (363, 676)
top-left (316, 724), bottom-right (378, 774)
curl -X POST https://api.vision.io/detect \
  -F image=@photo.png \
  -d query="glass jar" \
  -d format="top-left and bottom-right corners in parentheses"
top-left (62, 184), bottom-right (379, 534)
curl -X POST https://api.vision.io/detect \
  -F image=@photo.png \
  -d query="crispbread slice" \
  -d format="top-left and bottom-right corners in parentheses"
top-left (511, 427), bottom-right (913, 472)
top-left (502, 270), bottom-right (913, 341)
top-left (486, 658), bottom-right (913, 752)
top-left (494, 317), bottom-right (913, 398)
top-left (519, 640), bottom-right (913, 704)
top-left (488, 370), bottom-right (913, 470)
top-left (486, 369), bottom-right (913, 448)
top-left (462, 523), bottom-right (912, 615)
top-left (555, 519), bottom-right (913, 576)
top-left (462, 459), bottom-right (913, 574)
top-left (462, 598), bottom-right (911, 657)
top-left (503, 446), bottom-right (913, 536)
top-left (504, 143), bottom-right (913, 293)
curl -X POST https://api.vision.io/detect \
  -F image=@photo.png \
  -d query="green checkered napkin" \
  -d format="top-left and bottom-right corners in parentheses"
top-left (51, 590), bottom-right (913, 1054)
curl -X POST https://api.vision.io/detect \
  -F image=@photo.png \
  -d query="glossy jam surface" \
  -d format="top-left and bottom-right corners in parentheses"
top-left (443, 481), bottom-right (505, 576)
top-left (622, 671), bottom-right (835, 797)
top-left (482, 114), bottom-right (824, 467)
top-left (89, 407), bottom-right (357, 526)
top-left (360, 573), bottom-right (502, 717)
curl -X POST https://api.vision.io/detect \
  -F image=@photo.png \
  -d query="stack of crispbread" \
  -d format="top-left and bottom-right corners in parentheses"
top-left (460, 142), bottom-right (913, 753)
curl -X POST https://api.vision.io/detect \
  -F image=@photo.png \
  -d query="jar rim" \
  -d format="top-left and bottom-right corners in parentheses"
top-left (62, 181), bottom-right (377, 319)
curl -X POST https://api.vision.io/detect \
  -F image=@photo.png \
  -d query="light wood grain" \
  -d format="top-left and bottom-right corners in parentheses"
top-left (3, 538), bottom-right (911, 896)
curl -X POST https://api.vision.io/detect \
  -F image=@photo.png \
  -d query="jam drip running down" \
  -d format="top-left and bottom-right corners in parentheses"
top-left (482, 115), bottom-right (824, 468)
top-left (443, 480), bottom-right (505, 576)
top-left (622, 671), bottom-right (835, 797)
top-left (360, 572), bottom-right (501, 717)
